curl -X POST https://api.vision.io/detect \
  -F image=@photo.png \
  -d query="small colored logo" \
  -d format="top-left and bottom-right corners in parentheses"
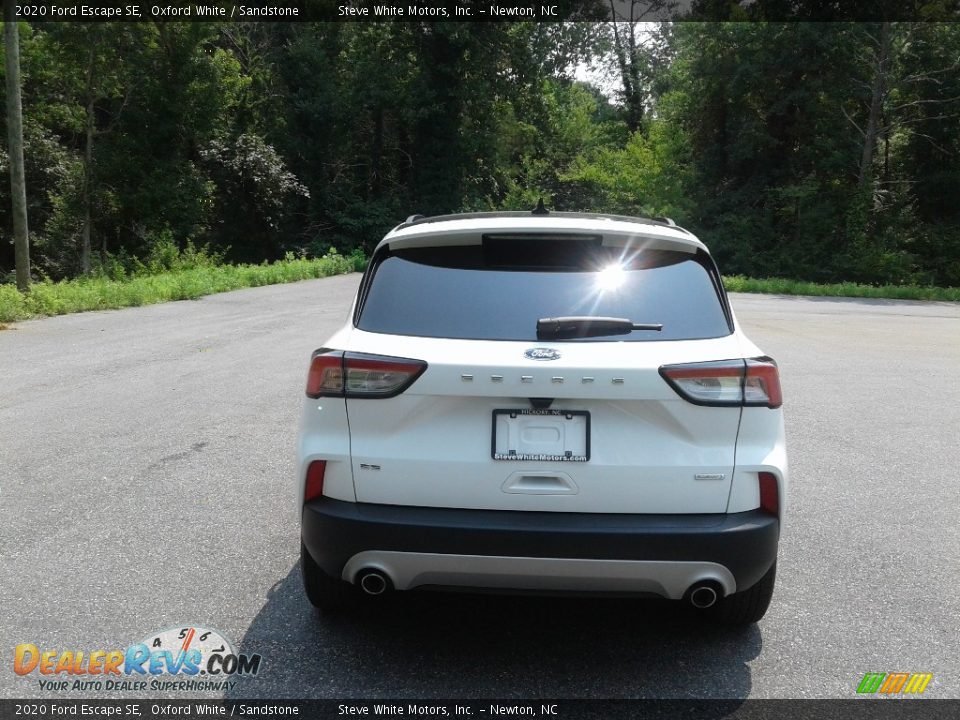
top-left (856, 672), bottom-right (933, 695)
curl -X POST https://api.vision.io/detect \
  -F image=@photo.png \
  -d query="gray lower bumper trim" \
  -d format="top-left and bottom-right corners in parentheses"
top-left (342, 551), bottom-right (736, 599)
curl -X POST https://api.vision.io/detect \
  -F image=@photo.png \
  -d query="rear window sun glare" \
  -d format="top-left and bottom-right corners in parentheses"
top-left (356, 239), bottom-right (732, 342)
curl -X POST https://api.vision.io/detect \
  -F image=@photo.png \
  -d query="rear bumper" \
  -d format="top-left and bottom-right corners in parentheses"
top-left (301, 498), bottom-right (779, 598)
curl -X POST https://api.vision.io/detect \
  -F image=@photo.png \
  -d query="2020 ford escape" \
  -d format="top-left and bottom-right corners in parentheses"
top-left (297, 208), bottom-right (787, 624)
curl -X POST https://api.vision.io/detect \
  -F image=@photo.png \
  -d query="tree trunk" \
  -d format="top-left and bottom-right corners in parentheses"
top-left (4, 2), bottom-right (30, 292)
top-left (858, 22), bottom-right (892, 190)
top-left (411, 27), bottom-right (461, 216)
top-left (623, 22), bottom-right (644, 131)
top-left (81, 46), bottom-right (94, 275)
top-left (369, 106), bottom-right (383, 199)
top-left (609, 8), bottom-right (644, 132)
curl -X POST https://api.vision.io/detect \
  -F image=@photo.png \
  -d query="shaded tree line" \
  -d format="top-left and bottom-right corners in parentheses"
top-left (1, 20), bottom-right (959, 287)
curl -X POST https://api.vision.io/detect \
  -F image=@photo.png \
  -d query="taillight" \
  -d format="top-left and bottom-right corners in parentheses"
top-left (306, 351), bottom-right (344, 398)
top-left (758, 471), bottom-right (779, 516)
top-left (306, 350), bottom-right (426, 399)
top-left (659, 357), bottom-right (782, 409)
top-left (744, 357), bottom-right (782, 408)
top-left (343, 354), bottom-right (427, 396)
top-left (304, 460), bottom-right (326, 502)
top-left (659, 360), bottom-right (745, 406)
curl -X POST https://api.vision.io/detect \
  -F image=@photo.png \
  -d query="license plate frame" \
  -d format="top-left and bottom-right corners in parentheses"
top-left (491, 409), bottom-right (590, 462)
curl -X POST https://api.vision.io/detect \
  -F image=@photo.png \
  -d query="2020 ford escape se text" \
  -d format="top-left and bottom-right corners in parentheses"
top-left (297, 207), bottom-right (787, 625)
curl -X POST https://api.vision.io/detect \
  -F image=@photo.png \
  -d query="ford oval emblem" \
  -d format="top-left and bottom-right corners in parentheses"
top-left (524, 348), bottom-right (561, 361)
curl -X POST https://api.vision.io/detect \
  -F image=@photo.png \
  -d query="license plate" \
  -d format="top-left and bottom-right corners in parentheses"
top-left (491, 409), bottom-right (590, 461)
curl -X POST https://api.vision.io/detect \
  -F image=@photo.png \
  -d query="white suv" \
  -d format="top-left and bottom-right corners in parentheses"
top-left (297, 210), bottom-right (787, 624)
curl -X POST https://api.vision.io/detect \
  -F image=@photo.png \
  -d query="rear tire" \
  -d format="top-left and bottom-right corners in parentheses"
top-left (301, 541), bottom-right (358, 612)
top-left (713, 561), bottom-right (777, 625)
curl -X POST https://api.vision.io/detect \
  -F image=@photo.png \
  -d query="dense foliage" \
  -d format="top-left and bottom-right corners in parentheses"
top-left (2, 21), bottom-right (959, 286)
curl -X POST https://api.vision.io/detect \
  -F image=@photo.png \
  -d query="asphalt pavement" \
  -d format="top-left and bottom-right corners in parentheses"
top-left (1, 275), bottom-right (958, 700)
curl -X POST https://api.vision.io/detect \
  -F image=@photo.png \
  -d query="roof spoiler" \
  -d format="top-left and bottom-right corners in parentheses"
top-left (395, 210), bottom-right (690, 235)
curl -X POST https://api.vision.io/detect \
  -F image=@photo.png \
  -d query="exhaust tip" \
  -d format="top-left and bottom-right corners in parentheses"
top-left (357, 569), bottom-right (392, 596)
top-left (687, 582), bottom-right (720, 609)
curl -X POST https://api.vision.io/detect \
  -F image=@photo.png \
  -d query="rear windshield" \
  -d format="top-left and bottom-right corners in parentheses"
top-left (356, 240), bottom-right (731, 342)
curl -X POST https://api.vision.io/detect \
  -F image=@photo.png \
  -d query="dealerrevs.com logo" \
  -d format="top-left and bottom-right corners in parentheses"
top-left (14, 625), bottom-right (262, 692)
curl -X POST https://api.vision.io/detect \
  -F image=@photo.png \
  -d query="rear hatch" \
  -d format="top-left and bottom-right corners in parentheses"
top-left (343, 228), bottom-right (742, 514)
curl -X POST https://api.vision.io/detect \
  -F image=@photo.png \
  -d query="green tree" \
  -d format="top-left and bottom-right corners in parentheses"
top-left (40, 24), bottom-right (143, 273)
top-left (3, 9), bottom-right (29, 290)
top-left (663, 23), bottom-right (871, 280)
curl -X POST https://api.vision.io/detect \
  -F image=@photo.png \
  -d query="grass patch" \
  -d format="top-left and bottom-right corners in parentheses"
top-left (722, 276), bottom-right (960, 302)
top-left (0, 252), bottom-right (360, 323)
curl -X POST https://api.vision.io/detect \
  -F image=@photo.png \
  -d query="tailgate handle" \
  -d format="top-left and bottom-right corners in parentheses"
top-left (502, 472), bottom-right (579, 495)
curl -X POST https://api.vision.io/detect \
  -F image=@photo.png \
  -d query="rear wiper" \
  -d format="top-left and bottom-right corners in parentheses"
top-left (536, 316), bottom-right (663, 340)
